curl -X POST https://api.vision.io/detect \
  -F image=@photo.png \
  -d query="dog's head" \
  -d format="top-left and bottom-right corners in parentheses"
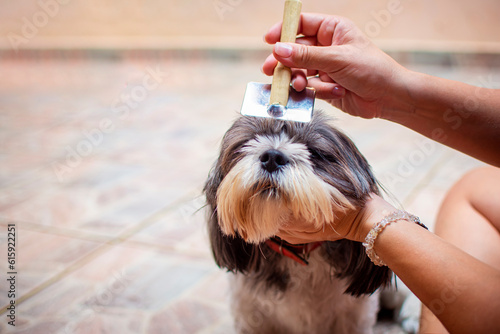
top-left (204, 112), bottom-right (391, 296)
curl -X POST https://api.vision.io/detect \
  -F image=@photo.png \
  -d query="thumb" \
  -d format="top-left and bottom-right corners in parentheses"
top-left (273, 42), bottom-right (338, 72)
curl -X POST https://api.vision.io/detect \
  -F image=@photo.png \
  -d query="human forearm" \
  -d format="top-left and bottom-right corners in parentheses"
top-left (277, 190), bottom-right (500, 332)
top-left (383, 70), bottom-right (500, 166)
top-left (359, 216), bottom-right (500, 334)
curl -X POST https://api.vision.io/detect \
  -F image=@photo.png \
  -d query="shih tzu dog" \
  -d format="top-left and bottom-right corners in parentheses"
top-left (204, 112), bottom-right (392, 333)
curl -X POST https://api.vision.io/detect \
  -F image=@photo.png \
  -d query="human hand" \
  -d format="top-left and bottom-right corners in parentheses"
top-left (276, 194), bottom-right (397, 244)
top-left (262, 13), bottom-right (409, 119)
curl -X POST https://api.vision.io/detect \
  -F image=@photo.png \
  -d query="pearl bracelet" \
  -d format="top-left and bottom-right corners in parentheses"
top-left (362, 210), bottom-right (426, 266)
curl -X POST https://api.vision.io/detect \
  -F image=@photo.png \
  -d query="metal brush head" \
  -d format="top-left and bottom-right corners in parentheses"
top-left (240, 82), bottom-right (315, 123)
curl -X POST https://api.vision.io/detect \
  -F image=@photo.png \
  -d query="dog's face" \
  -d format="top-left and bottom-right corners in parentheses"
top-left (206, 112), bottom-right (378, 243)
top-left (204, 112), bottom-right (390, 296)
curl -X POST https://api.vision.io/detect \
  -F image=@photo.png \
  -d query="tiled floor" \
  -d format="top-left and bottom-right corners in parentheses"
top-left (0, 51), bottom-right (495, 333)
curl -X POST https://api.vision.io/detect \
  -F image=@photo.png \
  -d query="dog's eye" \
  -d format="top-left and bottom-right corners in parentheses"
top-left (308, 149), bottom-right (338, 164)
top-left (308, 149), bottom-right (321, 159)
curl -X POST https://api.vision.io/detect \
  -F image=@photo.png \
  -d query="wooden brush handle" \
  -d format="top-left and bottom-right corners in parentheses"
top-left (269, 0), bottom-right (302, 106)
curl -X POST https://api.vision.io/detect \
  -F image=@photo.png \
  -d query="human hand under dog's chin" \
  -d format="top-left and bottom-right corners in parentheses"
top-left (276, 195), bottom-right (397, 244)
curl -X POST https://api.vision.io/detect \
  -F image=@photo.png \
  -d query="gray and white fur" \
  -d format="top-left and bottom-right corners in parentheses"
top-left (204, 112), bottom-right (392, 333)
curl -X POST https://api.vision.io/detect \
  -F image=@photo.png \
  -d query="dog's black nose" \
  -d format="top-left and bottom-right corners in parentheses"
top-left (260, 149), bottom-right (289, 173)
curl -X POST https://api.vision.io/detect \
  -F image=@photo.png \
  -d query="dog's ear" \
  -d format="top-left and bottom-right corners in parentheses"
top-left (313, 121), bottom-right (392, 296)
top-left (204, 160), bottom-right (261, 273)
top-left (324, 240), bottom-right (392, 297)
top-left (207, 209), bottom-right (261, 272)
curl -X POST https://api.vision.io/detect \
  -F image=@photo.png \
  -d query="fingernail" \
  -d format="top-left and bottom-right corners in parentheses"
top-left (274, 42), bottom-right (293, 57)
top-left (332, 86), bottom-right (345, 97)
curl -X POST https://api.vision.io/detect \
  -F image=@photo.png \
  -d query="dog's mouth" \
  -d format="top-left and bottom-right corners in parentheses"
top-left (256, 186), bottom-right (281, 199)
top-left (250, 177), bottom-right (286, 200)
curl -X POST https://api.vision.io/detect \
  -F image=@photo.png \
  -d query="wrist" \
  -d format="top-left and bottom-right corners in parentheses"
top-left (349, 195), bottom-right (397, 243)
top-left (378, 66), bottom-right (421, 123)
top-left (363, 211), bottom-right (424, 266)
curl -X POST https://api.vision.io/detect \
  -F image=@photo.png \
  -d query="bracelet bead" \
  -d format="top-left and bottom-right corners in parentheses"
top-left (362, 210), bottom-right (426, 266)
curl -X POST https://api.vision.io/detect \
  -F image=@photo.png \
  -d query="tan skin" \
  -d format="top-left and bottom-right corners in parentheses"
top-left (419, 167), bottom-right (500, 333)
top-left (261, 13), bottom-right (500, 334)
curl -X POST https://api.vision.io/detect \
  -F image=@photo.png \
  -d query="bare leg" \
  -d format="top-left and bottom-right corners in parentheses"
top-left (420, 167), bottom-right (500, 333)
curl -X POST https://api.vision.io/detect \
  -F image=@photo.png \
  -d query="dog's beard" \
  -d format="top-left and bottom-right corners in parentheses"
top-left (216, 134), bottom-right (354, 243)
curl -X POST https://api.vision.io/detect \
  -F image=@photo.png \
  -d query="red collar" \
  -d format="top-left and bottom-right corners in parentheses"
top-left (265, 237), bottom-right (323, 266)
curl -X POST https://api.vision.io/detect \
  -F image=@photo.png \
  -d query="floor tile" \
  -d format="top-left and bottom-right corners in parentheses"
top-left (129, 194), bottom-right (211, 257)
top-left (0, 228), bottom-right (102, 299)
top-left (147, 298), bottom-right (227, 334)
top-left (1, 319), bottom-right (67, 334)
top-left (64, 308), bottom-right (147, 334)
top-left (64, 242), bottom-right (215, 311)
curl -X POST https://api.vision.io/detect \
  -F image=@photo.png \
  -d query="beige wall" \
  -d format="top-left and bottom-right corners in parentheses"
top-left (2, 0), bottom-right (500, 52)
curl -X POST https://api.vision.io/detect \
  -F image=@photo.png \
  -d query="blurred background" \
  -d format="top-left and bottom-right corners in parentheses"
top-left (0, 0), bottom-right (498, 333)
top-left (1, 0), bottom-right (500, 52)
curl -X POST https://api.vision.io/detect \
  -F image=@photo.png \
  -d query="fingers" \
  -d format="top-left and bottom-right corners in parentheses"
top-left (264, 13), bottom-right (332, 44)
top-left (307, 77), bottom-right (346, 99)
top-left (261, 53), bottom-right (278, 76)
top-left (262, 36), bottom-right (317, 76)
top-left (273, 42), bottom-right (340, 73)
top-left (262, 15), bottom-right (348, 100)
top-left (275, 231), bottom-right (304, 245)
top-left (261, 54), bottom-right (345, 98)
top-left (291, 70), bottom-right (307, 91)
top-left (276, 229), bottom-right (319, 245)
top-left (264, 21), bottom-right (282, 44)
top-left (290, 75), bottom-right (346, 99)
top-left (260, 56), bottom-right (311, 93)
top-left (264, 13), bottom-right (357, 76)
top-left (276, 226), bottom-right (343, 245)
top-left (299, 13), bottom-right (330, 37)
